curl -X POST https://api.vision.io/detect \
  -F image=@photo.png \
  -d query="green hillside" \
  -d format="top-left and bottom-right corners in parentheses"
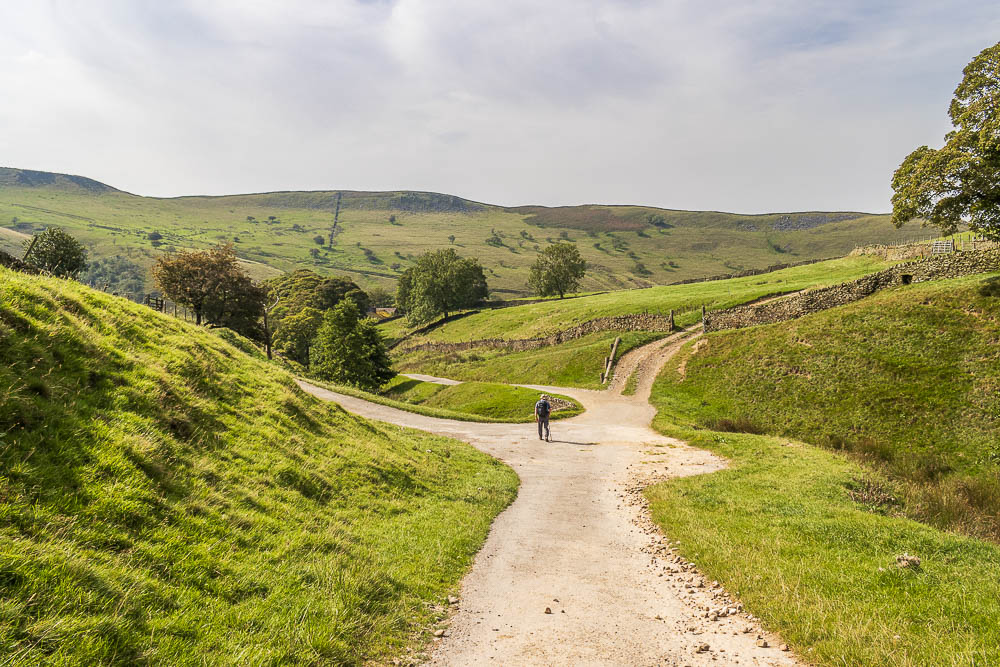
top-left (655, 273), bottom-right (1000, 541)
top-left (0, 167), bottom-right (919, 295)
top-left (0, 267), bottom-right (517, 664)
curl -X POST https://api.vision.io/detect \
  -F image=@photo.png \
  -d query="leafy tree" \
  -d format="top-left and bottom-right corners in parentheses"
top-left (272, 307), bottom-right (323, 366)
top-left (367, 286), bottom-right (395, 308)
top-left (152, 244), bottom-right (265, 337)
top-left (22, 227), bottom-right (87, 278)
top-left (81, 256), bottom-right (146, 293)
top-left (892, 41), bottom-right (1000, 239)
top-left (311, 300), bottom-right (394, 391)
top-left (396, 248), bottom-right (488, 324)
top-left (528, 242), bottom-right (586, 298)
top-left (266, 270), bottom-right (369, 320)
top-left (313, 235), bottom-right (325, 245)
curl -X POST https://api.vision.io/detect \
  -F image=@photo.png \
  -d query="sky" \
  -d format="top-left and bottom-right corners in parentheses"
top-left (1, 1), bottom-right (998, 213)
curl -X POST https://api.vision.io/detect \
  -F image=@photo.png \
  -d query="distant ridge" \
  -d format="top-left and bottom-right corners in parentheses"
top-left (0, 167), bottom-right (119, 193)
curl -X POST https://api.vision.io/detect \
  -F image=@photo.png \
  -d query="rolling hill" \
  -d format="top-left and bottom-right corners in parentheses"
top-left (0, 167), bottom-right (921, 295)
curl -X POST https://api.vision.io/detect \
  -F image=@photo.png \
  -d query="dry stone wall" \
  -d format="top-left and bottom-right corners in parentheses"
top-left (0, 250), bottom-right (39, 274)
top-left (704, 249), bottom-right (1000, 332)
top-left (396, 313), bottom-right (674, 355)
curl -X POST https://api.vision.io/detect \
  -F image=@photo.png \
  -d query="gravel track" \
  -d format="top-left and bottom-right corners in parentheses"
top-left (298, 335), bottom-right (797, 666)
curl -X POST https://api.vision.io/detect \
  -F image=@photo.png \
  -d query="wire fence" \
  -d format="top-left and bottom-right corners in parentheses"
top-left (87, 285), bottom-right (200, 322)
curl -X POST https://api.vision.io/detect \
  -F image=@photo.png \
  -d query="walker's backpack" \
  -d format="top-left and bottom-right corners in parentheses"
top-left (536, 399), bottom-right (551, 418)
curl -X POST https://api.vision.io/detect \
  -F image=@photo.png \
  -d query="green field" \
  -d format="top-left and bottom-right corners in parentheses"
top-left (0, 267), bottom-right (518, 664)
top-left (0, 167), bottom-right (918, 296)
top-left (396, 331), bottom-right (664, 390)
top-left (381, 377), bottom-right (583, 422)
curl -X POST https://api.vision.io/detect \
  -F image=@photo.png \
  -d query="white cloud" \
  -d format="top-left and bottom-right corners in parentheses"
top-left (1, 0), bottom-right (998, 212)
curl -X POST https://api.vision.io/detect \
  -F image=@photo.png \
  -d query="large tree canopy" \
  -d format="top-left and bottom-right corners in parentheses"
top-left (152, 244), bottom-right (265, 339)
top-left (265, 269), bottom-right (370, 323)
top-left (891, 41), bottom-right (1000, 239)
top-left (396, 249), bottom-right (488, 324)
top-left (528, 242), bottom-right (587, 298)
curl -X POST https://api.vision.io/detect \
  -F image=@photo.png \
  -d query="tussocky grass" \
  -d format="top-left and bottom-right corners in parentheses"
top-left (0, 266), bottom-right (518, 665)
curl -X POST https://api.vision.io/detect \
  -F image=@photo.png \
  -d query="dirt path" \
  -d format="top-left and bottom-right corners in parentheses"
top-left (298, 335), bottom-right (797, 666)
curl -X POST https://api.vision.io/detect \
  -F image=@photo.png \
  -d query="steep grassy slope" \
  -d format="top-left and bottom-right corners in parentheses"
top-left (655, 273), bottom-right (1000, 540)
top-left (0, 268), bottom-right (518, 665)
top-left (0, 167), bottom-right (919, 294)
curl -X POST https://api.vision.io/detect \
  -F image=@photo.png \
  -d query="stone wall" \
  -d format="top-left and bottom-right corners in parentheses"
top-left (852, 239), bottom-right (1000, 261)
top-left (0, 250), bottom-right (39, 274)
top-left (704, 249), bottom-right (1000, 332)
top-left (396, 313), bottom-right (674, 355)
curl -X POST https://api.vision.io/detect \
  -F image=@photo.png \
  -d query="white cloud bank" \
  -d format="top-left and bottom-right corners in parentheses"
top-left (0, 0), bottom-right (997, 212)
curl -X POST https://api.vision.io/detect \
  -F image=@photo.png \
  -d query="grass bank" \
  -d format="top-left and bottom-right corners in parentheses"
top-left (655, 274), bottom-right (1000, 541)
top-left (0, 268), bottom-right (518, 665)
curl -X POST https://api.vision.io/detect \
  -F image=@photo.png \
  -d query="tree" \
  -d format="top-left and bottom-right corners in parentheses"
top-left (272, 306), bottom-right (323, 367)
top-left (152, 243), bottom-right (264, 335)
top-left (313, 235), bottom-right (325, 245)
top-left (396, 248), bottom-right (488, 324)
top-left (22, 227), bottom-right (87, 278)
top-left (528, 242), bottom-right (586, 298)
top-left (448, 234), bottom-right (456, 244)
top-left (367, 286), bottom-right (395, 308)
top-left (311, 300), bottom-right (394, 391)
top-left (891, 41), bottom-right (1000, 239)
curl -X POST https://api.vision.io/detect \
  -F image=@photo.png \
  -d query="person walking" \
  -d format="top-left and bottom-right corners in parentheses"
top-left (534, 394), bottom-right (551, 442)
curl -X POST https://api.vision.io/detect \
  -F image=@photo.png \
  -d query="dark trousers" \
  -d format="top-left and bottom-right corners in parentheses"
top-left (537, 416), bottom-right (550, 440)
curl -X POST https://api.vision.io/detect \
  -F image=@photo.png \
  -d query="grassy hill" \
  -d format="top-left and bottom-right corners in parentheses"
top-left (0, 167), bottom-right (920, 295)
top-left (0, 267), bottom-right (517, 664)
top-left (391, 256), bottom-right (892, 388)
top-left (640, 272), bottom-right (1000, 664)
